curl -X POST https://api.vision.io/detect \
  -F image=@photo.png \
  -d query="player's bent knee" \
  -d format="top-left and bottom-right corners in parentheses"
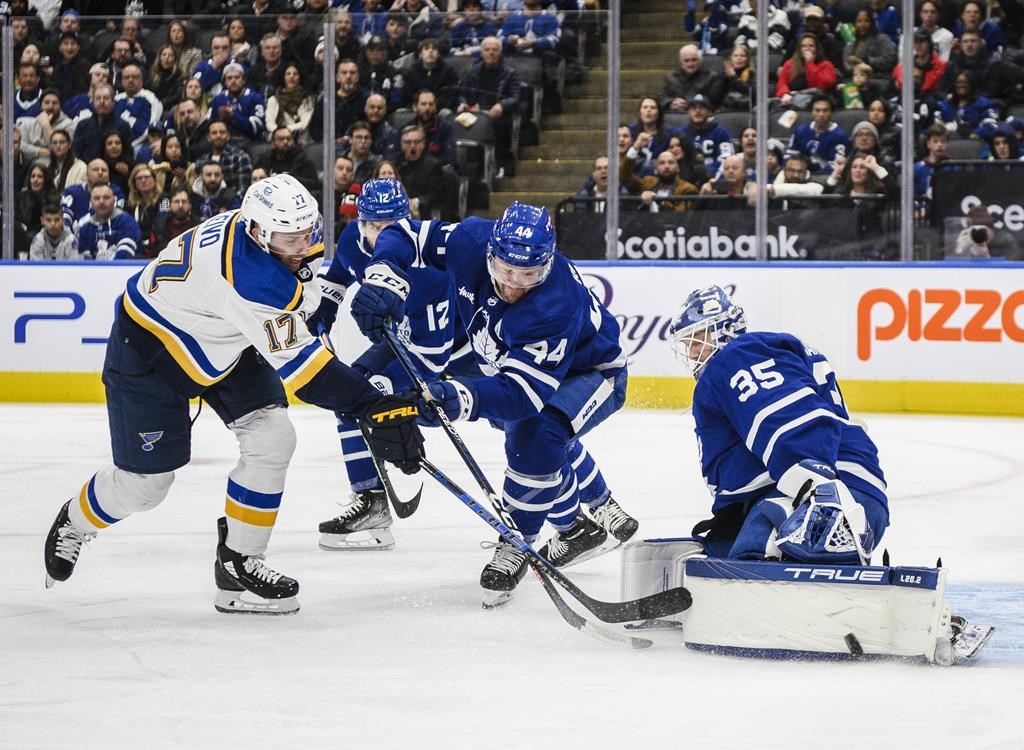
top-left (231, 405), bottom-right (296, 469)
top-left (121, 469), bottom-right (175, 511)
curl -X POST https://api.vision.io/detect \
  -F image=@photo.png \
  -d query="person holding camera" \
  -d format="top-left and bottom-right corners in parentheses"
top-left (950, 204), bottom-right (1022, 259)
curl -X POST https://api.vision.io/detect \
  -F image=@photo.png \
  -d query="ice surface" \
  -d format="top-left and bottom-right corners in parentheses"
top-left (2, 405), bottom-right (1022, 749)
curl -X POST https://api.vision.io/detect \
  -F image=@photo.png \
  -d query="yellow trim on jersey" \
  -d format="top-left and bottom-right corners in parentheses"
top-left (225, 498), bottom-right (278, 527)
top-left (283, 282), bottom-right (303, 312)
top-left (78, 482), bottom-right (110, 529)
top-left (223, 213), bottom-right (242, 287)
top-left (122, 291), bottom-right (234, 388)
top-left (283, 346), bottom-right (335, 393)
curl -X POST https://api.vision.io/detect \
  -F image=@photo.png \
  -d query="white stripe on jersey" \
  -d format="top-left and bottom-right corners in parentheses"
top-left (505, 372), bottom-right (545, 412)
top-left (761, 409), bottom-right (850, 466)
top-left (718, 471), bottom-right (774, 496)
top-left (837, 461), bottom-right (887, 493)
top-left (745, 387), bottom-right (816, 452)
top-left (505, 468), bottom-right (562, 489)
top-left (502, 357), bottom-right (561, 390)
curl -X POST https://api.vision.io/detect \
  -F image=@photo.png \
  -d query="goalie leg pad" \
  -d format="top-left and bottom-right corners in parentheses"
top-left (683, 558), bottom-right (957, 663)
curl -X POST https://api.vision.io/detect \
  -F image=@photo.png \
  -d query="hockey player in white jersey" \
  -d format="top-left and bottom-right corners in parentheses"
top-left (43, 174), bottom-right (426, 615)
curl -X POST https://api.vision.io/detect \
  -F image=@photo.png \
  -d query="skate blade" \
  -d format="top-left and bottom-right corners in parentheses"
top-left (954, 624), bottom-right (995, 660)
top-left (318, 528), bottom-right (395, 551)
top-left (214, 589), bottom-right (300, 615)
top-left (555, 536), bottom-right (622, 569)
top-left (45, 574), bottom-right (56, 589)
top-left (481, 589), bottom-right (515, 609)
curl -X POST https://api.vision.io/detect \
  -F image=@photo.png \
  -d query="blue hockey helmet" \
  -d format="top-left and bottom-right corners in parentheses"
top-left (486, 202), bottom-right (556, 298)
top-left (357, 178), bottom-right (411, 221)
top-left (667, 285), bottom-right (746, 376)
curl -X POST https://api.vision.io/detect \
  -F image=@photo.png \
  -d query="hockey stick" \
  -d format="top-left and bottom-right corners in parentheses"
top-left (419, 458), bottom-right (653, 649)
top-left (420, 457), bottom-right (690, 623)
top-left (383, 326), bottom-right (691, 621)
top-left (359, 423), bottom-right (422, 519)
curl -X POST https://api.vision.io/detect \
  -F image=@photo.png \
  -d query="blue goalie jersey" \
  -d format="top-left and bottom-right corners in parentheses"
top-left (324, 219), bottom-right (460, 376)
top-left (372, 216), bottom-right (626, 423)
top-left (692, 331), bottom-right (887, 514)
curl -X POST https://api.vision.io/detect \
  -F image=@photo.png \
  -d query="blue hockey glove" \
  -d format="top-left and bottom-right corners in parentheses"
top-left (305, 279), bottom-right (346, 336)
top-left (417, 379), bottom-right (477, 427)
top-left (351, 262), bottom-right (409, 343)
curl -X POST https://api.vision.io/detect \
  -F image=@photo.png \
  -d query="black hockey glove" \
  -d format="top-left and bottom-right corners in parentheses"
top-left (362, 392), bottom-right (425, 475)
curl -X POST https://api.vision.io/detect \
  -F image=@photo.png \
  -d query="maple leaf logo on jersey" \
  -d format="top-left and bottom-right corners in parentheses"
top-left (471, 325), bottom-right (503, 375)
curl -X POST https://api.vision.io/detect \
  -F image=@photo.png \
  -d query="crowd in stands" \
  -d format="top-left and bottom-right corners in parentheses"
top-left (2, 0), bottom-right (591, 258)
top-left (573, 0), bottom-right (1024, 259)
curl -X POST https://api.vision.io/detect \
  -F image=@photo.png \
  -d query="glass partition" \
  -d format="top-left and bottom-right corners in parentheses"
top-left (4, 3), bottom-right (1022, 262)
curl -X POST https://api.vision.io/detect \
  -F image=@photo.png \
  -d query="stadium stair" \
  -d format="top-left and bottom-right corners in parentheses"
top-left (485, 0), bottom-right (694, 217)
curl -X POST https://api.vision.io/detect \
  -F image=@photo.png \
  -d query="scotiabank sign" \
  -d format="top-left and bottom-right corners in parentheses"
top-left (855, 286), bottom-right (1024, 367)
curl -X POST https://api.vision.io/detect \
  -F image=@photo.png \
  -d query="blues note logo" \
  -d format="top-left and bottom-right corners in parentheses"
top-left (139, 431), bottom-right (164, 452)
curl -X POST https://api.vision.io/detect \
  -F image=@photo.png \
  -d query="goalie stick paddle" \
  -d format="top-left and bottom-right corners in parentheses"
top-left (419, 458), bottom-right (653, 649)
top-left (359, 423), bottom-right (422, 519)
top-left (383, 326), bottom-right (692, 623)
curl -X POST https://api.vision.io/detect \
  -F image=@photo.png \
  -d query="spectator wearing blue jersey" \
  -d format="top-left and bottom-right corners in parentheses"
top-left (450, 0), bottom-right (498, 56)
top-left (499, 0), bottom-right (564, 113)
top-left (192, 33), bottom-right (232, 96)
top-left (867, 0), bottom-right (901, 43)
top-left (115, 64), bottom-right (164, 151)
top-left (14, 62), bottom-right (43, 120)
top-left (937, 72), bottom-right (999, 141)
top-left (77, 182), bottom-right (142, 260)
top-left (60, 158), bottom-right (125, 231)
top-left (626, 97), bottom-right (671, 176)
top-left (913, 123), bottom-right (949, 200)
top-left (676, 94), bottom-right (736, 175)
top-left (209, 64), bottom-right (267, 146)
top-left (786, 94), bottom-right (850, 174)
top-left (668, 286), bottom-right (888, 564)
top-left (73, 84), bottom-right (135, 164)
top-left (953, 1), bottom-right (1005, 55)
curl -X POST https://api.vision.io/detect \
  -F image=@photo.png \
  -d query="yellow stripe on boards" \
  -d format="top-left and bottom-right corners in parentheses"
top-left (1, 371), bottom-right (1022, 417)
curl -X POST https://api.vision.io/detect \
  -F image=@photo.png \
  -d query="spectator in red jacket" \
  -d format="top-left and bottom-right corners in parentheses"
top-left (776, 34), bottom-right (837, 106)
top-left (893, 30), bottom-right (946, 93)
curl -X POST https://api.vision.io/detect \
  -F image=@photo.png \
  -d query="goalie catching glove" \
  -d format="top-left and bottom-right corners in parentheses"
top-left (362, 393), bottom-right (425, 474)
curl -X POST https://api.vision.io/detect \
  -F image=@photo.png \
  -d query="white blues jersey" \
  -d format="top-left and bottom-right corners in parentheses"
top-left (692, 331), bottom-right (887, 512)
top-left (323, 219), bottom-right (460, 375)
top-left (121, 209), bottom-right (331, 395)
top-left (373, 216), bottom-right (626, 422)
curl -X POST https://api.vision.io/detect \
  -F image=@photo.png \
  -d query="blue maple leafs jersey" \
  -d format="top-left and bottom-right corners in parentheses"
top-left (692, 331), bottom-right (887, 513)
top-left (372, 216), bottom-right (626, 422)
top-left (786, 122), bottom-right (850, 173)
top-left (323, 219), bottom-right (460, 375)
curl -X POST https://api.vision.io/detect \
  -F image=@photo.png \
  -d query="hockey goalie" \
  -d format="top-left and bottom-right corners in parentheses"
top-left (620, 286), bottom-right (993, 665)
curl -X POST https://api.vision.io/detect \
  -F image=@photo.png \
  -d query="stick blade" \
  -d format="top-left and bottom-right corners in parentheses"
top-left (390, 484), bottom-right (423, 519)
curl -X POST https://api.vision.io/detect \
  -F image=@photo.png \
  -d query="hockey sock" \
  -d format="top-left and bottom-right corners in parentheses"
top-left (568, 440), bottom-right (611, 509)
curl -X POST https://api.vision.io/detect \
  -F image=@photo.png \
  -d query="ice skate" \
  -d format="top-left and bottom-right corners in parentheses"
top-left (214, 517), bottom-right (299, 615)
top-left (951, 615), bottom-right (995, 661)
top-left (538, 512), bottom-right (609, 569)
top-left (318, 488), bottom-right (395, 550)
top-left (44, 500), bottom-right (96, 588)
top-left (480, 539), bottom-right (530, 608)
top-left (588, 497), bottom-right (639, 545)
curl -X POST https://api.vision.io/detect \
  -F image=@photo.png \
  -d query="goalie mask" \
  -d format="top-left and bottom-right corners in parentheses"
top-left (668, 286), bottom-right (747, 377)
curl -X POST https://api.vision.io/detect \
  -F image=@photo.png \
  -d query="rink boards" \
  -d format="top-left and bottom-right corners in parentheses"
top-left (1, 260), bottom-right (1022, 415)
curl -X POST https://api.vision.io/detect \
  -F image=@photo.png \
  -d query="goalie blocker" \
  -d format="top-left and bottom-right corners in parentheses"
top-left (620, 539), bottom-right (994, 665)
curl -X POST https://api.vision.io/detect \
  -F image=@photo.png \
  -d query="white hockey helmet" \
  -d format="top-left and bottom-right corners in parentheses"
top-left (241, 173), bottom-right (319, 253)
